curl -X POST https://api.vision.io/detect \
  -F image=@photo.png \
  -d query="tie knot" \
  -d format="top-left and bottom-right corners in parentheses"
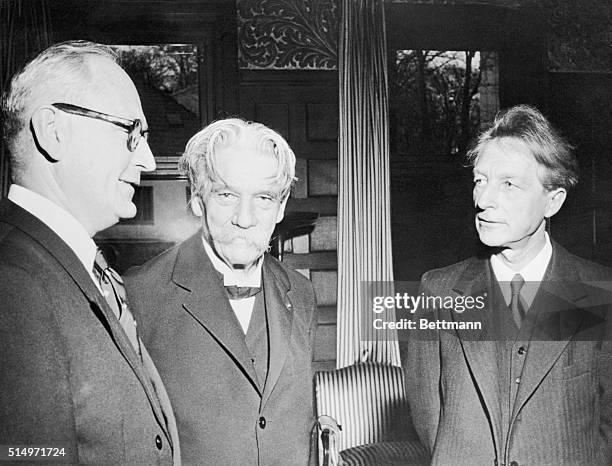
top-left (94, 248), bottom-right (123, 285)
top-left (510, 273), bottom-right (525, 295)
top-left (225, 285), bottom-right (261, 300)
top-left (94, 248), bottom-right (109, 273)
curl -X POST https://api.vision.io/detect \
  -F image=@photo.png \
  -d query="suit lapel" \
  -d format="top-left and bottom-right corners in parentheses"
top-left (172, 234), bottom-right (261, 395)
top-left (450, 257), bottom-right (503, 449)
top-left (511, 243), bottom-right (591, 420)
top-left (0, 199), bottom-right (171, 441)
top-left (260, 256), bottom-right (293, 409)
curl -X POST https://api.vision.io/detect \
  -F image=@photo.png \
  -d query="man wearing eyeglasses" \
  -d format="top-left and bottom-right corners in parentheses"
top-left (0, 41), bottom-right (179, 464)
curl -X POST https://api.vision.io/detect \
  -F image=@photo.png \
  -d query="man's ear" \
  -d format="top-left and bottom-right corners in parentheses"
top-left (30, 106), bottom-right (64, 162)
top-left (544, 187), bottom-right (567, 218)
top-left (190, 195), bottom-right (204, 217)
top-left (276, 195), bottom-right (288, 223)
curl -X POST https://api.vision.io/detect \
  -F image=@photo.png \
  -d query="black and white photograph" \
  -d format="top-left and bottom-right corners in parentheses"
top-left (1, 0), bottom-right (611, 464)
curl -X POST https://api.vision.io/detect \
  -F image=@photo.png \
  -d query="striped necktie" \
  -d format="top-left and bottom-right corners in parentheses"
top-left (93, 249), bottom-right (141, 354)
top-left (93, 249), bottom-right (181, 461)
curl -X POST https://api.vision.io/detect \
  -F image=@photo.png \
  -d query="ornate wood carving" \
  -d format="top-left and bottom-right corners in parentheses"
top-left (238, 0), bottom-right (338, 69)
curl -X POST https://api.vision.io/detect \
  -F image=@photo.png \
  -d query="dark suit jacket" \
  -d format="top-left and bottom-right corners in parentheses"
top-left (126, 232), bottom-right (318, 465)
top-left (403, 242), bottom-right (612, 466)
top-left (0, 199), bottom-right (174, 464)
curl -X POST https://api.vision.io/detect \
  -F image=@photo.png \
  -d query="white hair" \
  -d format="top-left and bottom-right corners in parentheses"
top-left (2, 40), bottom-right (118, 179)
top-left (180, 117), bottom-right (297, 206)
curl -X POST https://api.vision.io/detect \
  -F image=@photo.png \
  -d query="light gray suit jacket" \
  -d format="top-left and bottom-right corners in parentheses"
top-left (402, 242), bottom-right (612, 466)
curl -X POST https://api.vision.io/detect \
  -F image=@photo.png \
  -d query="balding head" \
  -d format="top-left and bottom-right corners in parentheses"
top-left (2, 41), bottom-right (118, 182)
top-left (2, 40), bottom-right (156, 235)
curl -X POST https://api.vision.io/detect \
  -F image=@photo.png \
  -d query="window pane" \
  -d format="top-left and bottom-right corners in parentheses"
top-left (111, 44), bottom-right (201, 173)
top-left (391, 50), bottom-right (495, 157)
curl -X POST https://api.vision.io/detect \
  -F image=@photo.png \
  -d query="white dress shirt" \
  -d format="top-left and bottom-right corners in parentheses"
top-left (490, 232), bottom-right (553, 308)
top-left (201, 236), bottom-right (263, 334)
top-left (8, 184), bottom-right (100, 288)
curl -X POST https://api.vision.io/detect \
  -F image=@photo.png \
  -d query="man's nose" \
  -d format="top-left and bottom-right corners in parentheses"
top-left (232, 198), bottom-right (257, 228)
top-left (474, 183), bottom-right (498, 210)
top-left (132, 138), bottom-right (156, 173)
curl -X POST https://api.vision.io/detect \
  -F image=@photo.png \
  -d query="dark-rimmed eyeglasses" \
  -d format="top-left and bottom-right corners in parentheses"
top-left (52, 102), bottom-right (149, 152)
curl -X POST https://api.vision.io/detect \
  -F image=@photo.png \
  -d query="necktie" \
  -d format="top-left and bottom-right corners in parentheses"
top-left (93, 249), bottom-right (141, 354)
top-left (93, 249), bottom-right (181, 460)
top-left (225, 285), bottom-right (261, 300)
top-left (510, 273), bottom-right (526, 327)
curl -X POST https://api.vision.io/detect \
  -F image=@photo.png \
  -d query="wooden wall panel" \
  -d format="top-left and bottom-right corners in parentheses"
top-left (240, 70), bottom-right (339, 366)
top-left (239, 71), bottom-right (338, 159)
top-left (311, 216), bottom-right (338, 251)
top-left (293, 158), bottom-right (308, 198)
top-left (308, 160), bottom-right (338, 196)
top-left (255, 103), bottom-right (290, 139)
top-left (306, 103), bottom-right (339, 141)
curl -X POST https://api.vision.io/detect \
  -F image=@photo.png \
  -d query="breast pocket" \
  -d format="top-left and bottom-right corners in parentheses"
top-left (557, 340), bottom-right (598, 380)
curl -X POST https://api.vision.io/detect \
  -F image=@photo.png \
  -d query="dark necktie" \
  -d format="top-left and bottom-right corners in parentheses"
top-left (93, 249), bottom-right (141, 354)
top-left (225, 285), bottom-right (262, 300)
top-left (510, 273), bottom-right (526, 327)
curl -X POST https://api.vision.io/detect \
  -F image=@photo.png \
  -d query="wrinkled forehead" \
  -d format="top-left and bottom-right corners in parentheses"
top-left (474, 138), bottom-right (537, 170)
top-left (473, 138), bottom-right (551, 186)
top-left (213, 142), bottom-right (281, 173)
top-left (208, 173), bottom-right (285, 196)
top-left (204, 141), bottom-right (285, 194)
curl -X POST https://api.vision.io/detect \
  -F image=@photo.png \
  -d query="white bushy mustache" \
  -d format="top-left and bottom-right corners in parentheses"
top-left (212, 229), bottom-right (270, 250)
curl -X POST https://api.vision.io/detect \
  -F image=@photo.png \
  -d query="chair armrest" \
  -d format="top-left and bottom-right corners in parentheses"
top-left (318, 415), bottom-right (342, 466)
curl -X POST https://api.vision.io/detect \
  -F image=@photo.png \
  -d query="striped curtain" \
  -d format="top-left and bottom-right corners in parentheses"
top-left (0, 0), bottom-right (53, 198)
top-left (337, 0), bottom-right (399, 368)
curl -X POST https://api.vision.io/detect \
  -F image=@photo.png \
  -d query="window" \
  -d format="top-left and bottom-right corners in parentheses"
top-left (390, 50), bottom-right (498, 158)
top-left (111, 44), bottom-right (201, 176)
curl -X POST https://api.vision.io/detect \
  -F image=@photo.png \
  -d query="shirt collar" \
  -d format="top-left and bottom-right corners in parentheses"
top-left (490, 232), bottom-right (552, 305)
top-left (201, 234), bottom-right (263, 287)
top-left (8, 184), bottom-right (98, 273)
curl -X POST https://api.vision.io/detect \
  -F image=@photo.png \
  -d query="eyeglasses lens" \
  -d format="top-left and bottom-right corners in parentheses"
top-left (128, 119), bottom-right (143, 152)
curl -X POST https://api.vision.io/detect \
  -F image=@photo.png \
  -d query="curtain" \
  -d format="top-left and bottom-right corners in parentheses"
top-left (1, 0), bottom-right (53, 198)
top-left (337, 0), bottom-right (399, 368)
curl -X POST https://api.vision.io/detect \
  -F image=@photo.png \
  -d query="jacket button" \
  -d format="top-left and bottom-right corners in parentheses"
top-left (517, 346), bottom-right (526, 355)
top-left (155, 434), bottom-right (162, 450)
top-left (510, 461), bottom-right (519, 466)
top-left (258, 416), bottom-right (266, 429)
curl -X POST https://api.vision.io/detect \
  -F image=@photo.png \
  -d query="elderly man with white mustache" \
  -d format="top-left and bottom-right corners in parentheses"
top-left (126, 118), bottom-right (317, 465)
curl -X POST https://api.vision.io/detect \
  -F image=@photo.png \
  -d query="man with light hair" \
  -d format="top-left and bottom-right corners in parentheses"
top-left (403, 105), bottom-right (612, 465)
top-left (0, 41), bottom-right (179, 464)
top-left (126, 118), bottom-right (318, 465)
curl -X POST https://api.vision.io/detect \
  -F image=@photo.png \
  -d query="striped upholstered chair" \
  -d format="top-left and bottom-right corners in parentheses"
top-left (315, 363), bottom-right (428, 466)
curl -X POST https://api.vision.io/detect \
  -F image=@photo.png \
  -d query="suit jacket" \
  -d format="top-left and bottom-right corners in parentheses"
top-left (125, 232), bottom-right (318, 466)
top-left (402, 241), bottom-right (612, 466)
top-left (0, 198), bottom-right (175, 464)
